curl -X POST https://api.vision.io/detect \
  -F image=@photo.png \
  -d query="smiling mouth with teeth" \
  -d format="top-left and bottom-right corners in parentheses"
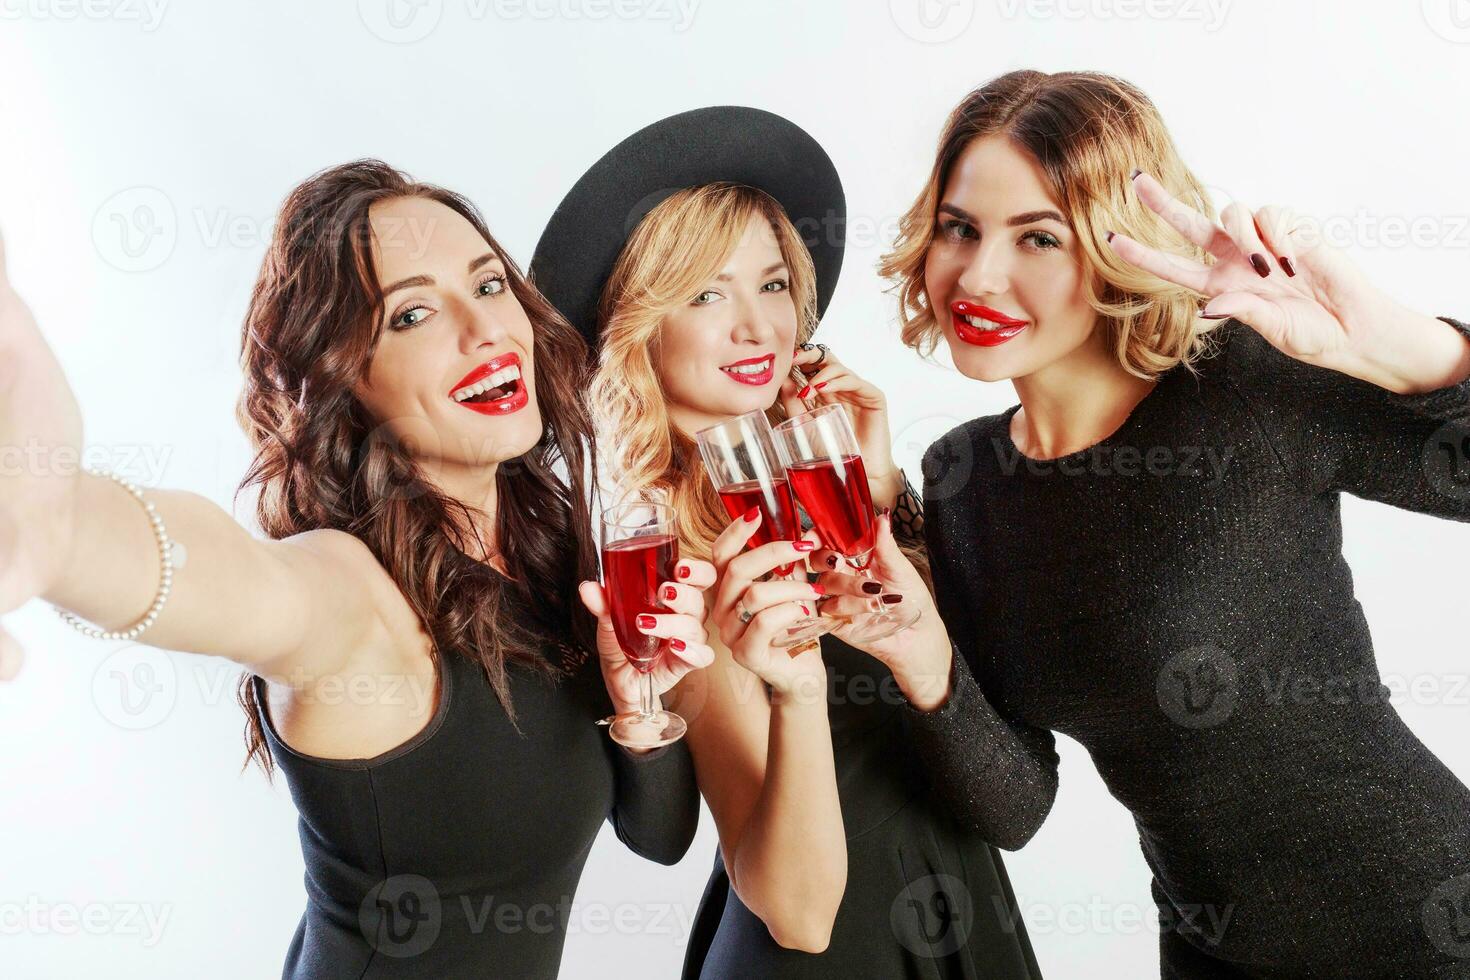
top-left (449, 359), bottom-right (529, 416)
top-left (719, 355), bottom-right (776, 386)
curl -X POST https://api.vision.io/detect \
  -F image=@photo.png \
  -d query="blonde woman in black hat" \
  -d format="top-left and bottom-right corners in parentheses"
top-left (532, 106), bottom-right (1042, 979)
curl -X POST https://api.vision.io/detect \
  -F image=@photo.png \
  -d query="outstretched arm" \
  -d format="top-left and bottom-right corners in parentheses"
top-left (0, 225), bottom-right (392, 688)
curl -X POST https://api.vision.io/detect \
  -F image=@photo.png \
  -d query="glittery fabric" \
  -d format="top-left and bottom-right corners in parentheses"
top-left (906, 317), bottom-right (1470, 977)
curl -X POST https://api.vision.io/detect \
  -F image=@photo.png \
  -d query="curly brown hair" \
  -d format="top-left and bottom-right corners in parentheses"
top-left (234, 160), bottom-right (599, 774)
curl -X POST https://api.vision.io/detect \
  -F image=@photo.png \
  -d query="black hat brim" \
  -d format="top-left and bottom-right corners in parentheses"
top-left (530, 105), bottom-right (845, 348)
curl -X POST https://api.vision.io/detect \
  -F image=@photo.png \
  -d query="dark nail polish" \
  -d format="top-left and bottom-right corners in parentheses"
top-left (636, 614), bottom-right (656, 629)
top-left (663, 585), bottom-right (678, 602)
top-left (1200, 312), bottom-right (1231, 320)
top-left (1105, 230), bottom-right (1116, 243)
top-left (880, 506), bottom-right (891, 519)
top-left (826, 555), bottom-right (838, 568)
top-left (880, 593), bottom-right (903, 605)
top-left (1279, 256), bottom-right (1296, 277)
top-left (1130, 168), bottom-right (1143, 180)
top-left (744, 506), bottom-right (760, 523)
top-left (1249, 253), bottom-right (1271, 278)
top-left (862, 581), bottom-right (884, 595)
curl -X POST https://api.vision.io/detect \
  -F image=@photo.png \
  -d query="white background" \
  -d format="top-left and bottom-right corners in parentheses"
top-left (2, 1), bottom-right (1468, 977)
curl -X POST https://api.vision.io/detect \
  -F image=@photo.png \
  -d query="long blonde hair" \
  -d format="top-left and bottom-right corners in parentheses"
top-left (880, 69), bottom-right (1225, 379)
top-left (589, 182), bottom-right (818, 559)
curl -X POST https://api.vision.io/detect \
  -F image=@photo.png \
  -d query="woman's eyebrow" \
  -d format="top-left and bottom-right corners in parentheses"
top-left (937, 202), bottom-right (1069, 228)
top-left (383, 252), bottom-right (502, 297)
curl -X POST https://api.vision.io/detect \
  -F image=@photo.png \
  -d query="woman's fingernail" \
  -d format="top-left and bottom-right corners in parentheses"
top-left (1279, 255), bottom-right (1296, 277)
top-left (1200, 312), bottom-right (1231, 320)
top-left (677, 564), bottom-right (691, 579)
top-left (1105, 230), bottom-right (1116, 243)
top-left (862, 580), bottom-right (884, 595)
top-left (826, 555), bottom-right (838, 568)
top-left (801, 604), bottom-right (813, 617)
top-left (880, 593), bottom-right (903, 605)
top-left (879, 506), bottom-right (891, 518)
top-left (793, 540), bottom-right (816, 552)
top-left (744, 506), bottom-right (760, 523)
top-left (670, 637), bottom-right (687, 652)
top-left (1130, 168), bottom-right (1143, 180)
top-left (637, 614), bottom-right (657, 629)
top-left (811, 583), bottom-right (826, 596)
top-left (798, 385), bottom-right (813, 398)
top-left (815, 382), bottom-right (828, 391)
top-left (1249, 253), bottom-right (1271, 278)
top-left (663, 585), bottom-right (678, 602)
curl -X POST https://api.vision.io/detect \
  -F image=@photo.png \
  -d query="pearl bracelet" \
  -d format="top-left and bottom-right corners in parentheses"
top-left (53, 467), bottom-right (175, 642)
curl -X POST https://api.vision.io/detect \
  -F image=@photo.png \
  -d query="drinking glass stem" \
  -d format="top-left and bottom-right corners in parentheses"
top-left (639, 667), bottom-right (656, 720)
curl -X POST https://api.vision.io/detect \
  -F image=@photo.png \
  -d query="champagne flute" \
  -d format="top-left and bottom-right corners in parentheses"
top-left (695, 409), bottom-right (833, 650)
top-left (600, 500), bottom-right (687, 748)
top-left (771, 403), bottom-right (920, 644)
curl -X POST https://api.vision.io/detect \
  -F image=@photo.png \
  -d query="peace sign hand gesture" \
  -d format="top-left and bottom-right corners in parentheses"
top-left (1106, 171), bottom-right (1470, 396)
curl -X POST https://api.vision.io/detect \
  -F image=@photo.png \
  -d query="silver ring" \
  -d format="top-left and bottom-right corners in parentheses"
top-left (812, 343), bottom-right (828, 365)
top-left (737, 601), bottom-right (754, 625)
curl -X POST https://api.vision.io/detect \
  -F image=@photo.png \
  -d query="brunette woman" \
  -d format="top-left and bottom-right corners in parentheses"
top-left (881, 69), bottom-right (1470, 976)
top-left (0, 160), bottom-right (719, 978)
top-left (532, 107), bottom-right (1042, 978)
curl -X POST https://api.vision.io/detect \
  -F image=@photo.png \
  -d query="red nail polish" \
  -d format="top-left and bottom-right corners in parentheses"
top-left (793, 540), bottom-right (815, 552)
top-left (815, 382), bottom-right (828, 390)
top-left (798, 386), bottom-right (812, 399)
top-left (637, 614), bottom-right (656, 629)
top-left (670, 637), bottom-right (686, 652)
top-left (744, 506), bottom-right (760, 523)
top-left (811, 583), bottom-right (826, 596)
top-left (676, 564), bottom-right (691, 579)
top-left (663, 585), bottom-right (678, 601)
top-left (801, 605), bottom-right (812, 617)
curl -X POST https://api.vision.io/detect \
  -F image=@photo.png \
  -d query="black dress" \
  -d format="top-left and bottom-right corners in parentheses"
top-left (254, 632), bottom-right (699, 979)
top-left (681, 634), bottom-right (1044, 979)
top-left (918, 317), bottom-right (1470, 977)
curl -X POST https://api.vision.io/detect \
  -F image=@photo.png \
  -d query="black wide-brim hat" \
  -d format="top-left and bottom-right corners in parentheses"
top-left (530, 105), bottom-right (845, 348)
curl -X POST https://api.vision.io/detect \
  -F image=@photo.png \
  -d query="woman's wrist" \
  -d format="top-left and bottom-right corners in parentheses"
top-left (1345, 296), bottom-right (1470, 395)
top-left (865, 464), bottom-right (906, 512)
top-left (893, 635), bottom-right (953, 712)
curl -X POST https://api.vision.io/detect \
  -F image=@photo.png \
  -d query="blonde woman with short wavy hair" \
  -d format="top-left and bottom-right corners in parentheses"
top-left (884, 69), bottom-right (1470, 976)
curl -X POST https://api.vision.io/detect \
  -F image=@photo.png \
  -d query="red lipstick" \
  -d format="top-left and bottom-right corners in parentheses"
top-left (950, 300), bottom-right (1029, 347)
top-left (719, 353), bottom-right (776, 387)
top-left (448, 351), bottom-right (529, 416)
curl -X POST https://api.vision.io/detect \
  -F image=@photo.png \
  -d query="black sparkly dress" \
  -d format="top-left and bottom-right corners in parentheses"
top-left (915, 317), bottom-right (1470, 977)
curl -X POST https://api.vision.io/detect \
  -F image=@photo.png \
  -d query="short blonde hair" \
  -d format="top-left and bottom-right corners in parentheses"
top-left (589, 182), bottom-right (818, 559)
top-left (880, 69), bottom-right (1224, 379)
